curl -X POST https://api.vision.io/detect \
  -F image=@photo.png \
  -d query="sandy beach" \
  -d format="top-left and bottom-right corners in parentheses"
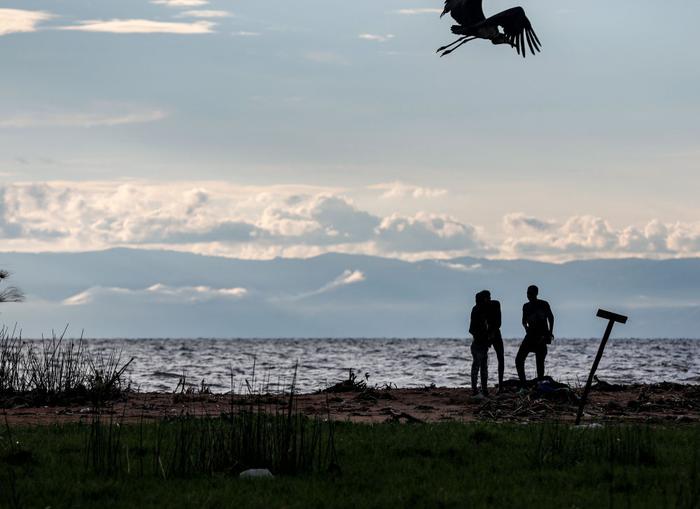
top-left (3, 382), bottom-right (698, 426)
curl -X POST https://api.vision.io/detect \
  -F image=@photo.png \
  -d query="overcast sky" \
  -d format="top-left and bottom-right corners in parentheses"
top-left (1, 0), bottom-right (699, 261)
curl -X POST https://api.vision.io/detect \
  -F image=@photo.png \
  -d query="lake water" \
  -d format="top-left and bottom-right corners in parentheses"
top-left (73, 337), bottom-right (700, 393)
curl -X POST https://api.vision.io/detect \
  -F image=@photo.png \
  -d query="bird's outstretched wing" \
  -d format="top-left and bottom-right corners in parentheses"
top-left (487, 7), bottom-right (541, 57)
top-left (441, 0), bottom-right (486, 26)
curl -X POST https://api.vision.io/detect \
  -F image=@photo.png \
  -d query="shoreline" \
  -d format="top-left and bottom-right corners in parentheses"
top-left (3, 381), bottom-right (699, 426)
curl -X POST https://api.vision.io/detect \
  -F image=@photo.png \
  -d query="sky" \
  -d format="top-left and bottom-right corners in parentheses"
top-left (1, 0), bottom-right (700, 262)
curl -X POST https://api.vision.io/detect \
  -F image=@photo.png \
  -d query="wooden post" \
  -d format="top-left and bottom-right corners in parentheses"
top-left (575, 309), bottom-right (628, 425)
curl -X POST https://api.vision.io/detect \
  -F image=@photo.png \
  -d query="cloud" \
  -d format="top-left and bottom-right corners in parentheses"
top-left (377, 213), bottom-right (489, 253)
top-left (0, 189), bottom-right (23, 238)
top-left (0, 107), bottom-right (167, 129)
top-left (438, 262), bottom-right (483, 272)
top-left (9, 181), bottom-right (700, 262)
top-left (290, 270), bottom-right (366, 300)
top-left (233, 31), bottom-right (260, 37)
top-left (0, 9), bottom-right (53, 36)
top-left (396, 8), bottom-right (442, 15)
top-left (314, 269), bottom-right (365, 292)
top-left (152, 0), bottom-right (209, 6)
top-left (358, 33), bottom-right (395, 42)
top-left (307, 196), bottom-right (380, 243)
top-left (63, 283), bottom-right (247, 306)
top-left (370, 182), bottom-right (447, 199)
top-left (503, 213), bottom-right (556, 232)
top-left (58, 19), bottom-right (214, 34)
top-left (176, 10), bottom-right (232, 18)
top-left (157, 221), bottom-right (264, 244)
top-left (0, 181), bottom-right (493, 259)
top-left (501, 214), bottom-right (700, 259)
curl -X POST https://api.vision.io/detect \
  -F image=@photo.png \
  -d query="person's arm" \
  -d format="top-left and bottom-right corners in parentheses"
top-left (469, 307), bottom-right (478, 336)
top-left (522, 304), bottom-right (528, 332)
top-left (493, 301), bottom-right (502, 330)
top-left (546, 302), bottom-right (554, 336)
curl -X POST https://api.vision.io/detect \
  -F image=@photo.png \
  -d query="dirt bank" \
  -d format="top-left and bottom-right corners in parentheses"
top-left (2, 381), bottom-right (699, 426)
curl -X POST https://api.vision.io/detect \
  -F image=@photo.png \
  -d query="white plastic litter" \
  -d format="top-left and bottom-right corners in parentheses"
top-left (573, 423), bottom-right (603, 429)
top-left (239, 469), bottom-right (274, 479)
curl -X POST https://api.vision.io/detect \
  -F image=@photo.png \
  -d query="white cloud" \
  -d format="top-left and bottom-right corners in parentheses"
top-left (370, 182), bottom-right (447, 199)
top-left (376, 213), bottom-right (489, 253)
top-left (501, 214), bottom-right (700, 260)
top-left (438, 262), bottom-right (483, 272)
top-left (63, 283), bottom-right (247, 306)
top-left (233, 31), bottom-right (260, 37)
top-left (396, 8), bottom-right (442, 15)
top-left (289, 270), bottom-right (366, 300)
top-left (0, 9), bottom-right (52, 36)
top-left (152, 0), bottom-right (208, 6)
top-left (0, 181), bottom-right (492, 259)
top-left (176, 10), bottom-right (232, 18)
top-left (5, 181), bottom-right (700, 262)
top-left (0, 107), bottom-right (167, 129)
top-left (503, 213), bottom-right (555, 233)
top-left (358, 33), bottom-right (395, 42)
top-left (59, 19), bottom-right (214, 34)
top-left (315, 269), bottom-right (365, 292)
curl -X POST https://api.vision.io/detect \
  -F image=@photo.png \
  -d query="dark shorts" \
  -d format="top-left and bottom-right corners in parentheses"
top-left (521, 335), bottom-right (548, 353)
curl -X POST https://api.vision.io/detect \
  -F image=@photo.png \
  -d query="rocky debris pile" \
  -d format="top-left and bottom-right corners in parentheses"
top-left (617, 382), bottom-right (700, 417)
top-left (474, 377), bottom-right (580, 422)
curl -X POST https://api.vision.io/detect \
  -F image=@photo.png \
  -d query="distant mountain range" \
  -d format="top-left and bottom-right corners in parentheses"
top-left (1, 248), bottom-right (699, 338)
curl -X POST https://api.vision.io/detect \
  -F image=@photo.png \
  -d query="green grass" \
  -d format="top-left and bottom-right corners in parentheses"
top-left (1, 421), bottom-right (699, 509)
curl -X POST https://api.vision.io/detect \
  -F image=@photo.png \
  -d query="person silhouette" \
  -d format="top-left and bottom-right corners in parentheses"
top-left (515, 285), bottom-right (554, 385)
top-left (469, 291), bottom-right (490, 396)
top-left (480, 290), bottom-right (504, 391)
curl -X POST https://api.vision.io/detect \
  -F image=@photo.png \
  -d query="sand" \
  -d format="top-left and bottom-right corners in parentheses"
top-left (2, 381), bottom-right (699, 426)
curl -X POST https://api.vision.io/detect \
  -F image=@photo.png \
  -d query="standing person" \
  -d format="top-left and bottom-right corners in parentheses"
top-left (469, 291), bottom-right (490, 396)
top-left (481, 291), bottom-right (504, 391)
top-left (515, 285), bottom-right (554, 385)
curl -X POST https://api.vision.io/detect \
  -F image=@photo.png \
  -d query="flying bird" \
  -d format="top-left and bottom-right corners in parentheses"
top-left (437, 0), bottom-right (541, 58)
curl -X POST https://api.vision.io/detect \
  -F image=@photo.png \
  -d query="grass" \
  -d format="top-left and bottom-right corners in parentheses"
top-left (0, 325), bottom-right (133, 406)
top-left (1, 421), bottom-right (698, 508)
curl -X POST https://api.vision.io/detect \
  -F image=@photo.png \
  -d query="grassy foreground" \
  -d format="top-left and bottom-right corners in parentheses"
top-left (1, 421), bottom-right (699, 509)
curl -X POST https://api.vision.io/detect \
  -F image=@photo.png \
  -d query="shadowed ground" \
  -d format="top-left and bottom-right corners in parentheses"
top-left (3, 382), bottom-right (698, 425)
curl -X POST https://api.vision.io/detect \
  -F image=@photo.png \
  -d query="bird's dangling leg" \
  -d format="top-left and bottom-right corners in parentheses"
top-left (439, 36), bottom-right (476, 57)
top-left (436, 36), bottom-right (468, 54)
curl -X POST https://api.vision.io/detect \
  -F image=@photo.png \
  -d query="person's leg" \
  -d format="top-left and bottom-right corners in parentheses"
top-left (480, 347), bottom-right (489, 395)
top-left (492, 335), bottom-right (505, 389)
top-left (470, 343), bottom-right (480, 395)
top-left (535, 343), bottom-right (548, 379)
top-left (515, 339), bottom-right (530, 384)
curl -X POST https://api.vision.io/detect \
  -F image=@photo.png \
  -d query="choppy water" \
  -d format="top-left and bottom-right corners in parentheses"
top-left (71, 338), bottom-right (700, 393)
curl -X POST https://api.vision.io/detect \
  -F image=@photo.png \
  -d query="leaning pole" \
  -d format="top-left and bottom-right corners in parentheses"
top-left (575, 309), bottom-right (629, 425)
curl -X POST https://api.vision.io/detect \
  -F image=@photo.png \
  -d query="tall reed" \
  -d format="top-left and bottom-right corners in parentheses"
top-left (0, 325), bottom-right (133, 406)
top-left (85, 364), bottom-right (338, 478)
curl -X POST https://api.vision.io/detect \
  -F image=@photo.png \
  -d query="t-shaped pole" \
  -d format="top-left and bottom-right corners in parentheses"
top-left (575, 309), bottom-right (628, 425)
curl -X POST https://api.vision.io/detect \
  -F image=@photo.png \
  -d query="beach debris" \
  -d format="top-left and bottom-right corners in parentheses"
top-left (240, 468), bottom-right (274, 479)
top-left (575, 309), bottom-right (629, 425)
top-left (591, 376), bottom-right (625, 392)
top-left (534, 378), bottom-right (579, 404)
top-left (382, 408), bottom-right (425, 424)
top-left (322, 369), bottom-right (367, 393)
top-left (573, 423), bottom-right (603, 430)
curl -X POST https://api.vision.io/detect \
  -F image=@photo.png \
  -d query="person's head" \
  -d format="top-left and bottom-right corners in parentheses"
top-left (527, 285), bottom-right (539, 302)
top-left (481, 290), bottom-right (491, 302)
top-left (475, 290), bottom-right (488, 305)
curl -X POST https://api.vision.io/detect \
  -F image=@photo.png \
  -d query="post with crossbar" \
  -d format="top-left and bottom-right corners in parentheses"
top-left (575, 309), bottom-right (629, 425)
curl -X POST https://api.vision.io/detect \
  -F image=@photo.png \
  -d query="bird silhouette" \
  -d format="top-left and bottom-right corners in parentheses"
top-left (437, 0), bottom-right (541, 58)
